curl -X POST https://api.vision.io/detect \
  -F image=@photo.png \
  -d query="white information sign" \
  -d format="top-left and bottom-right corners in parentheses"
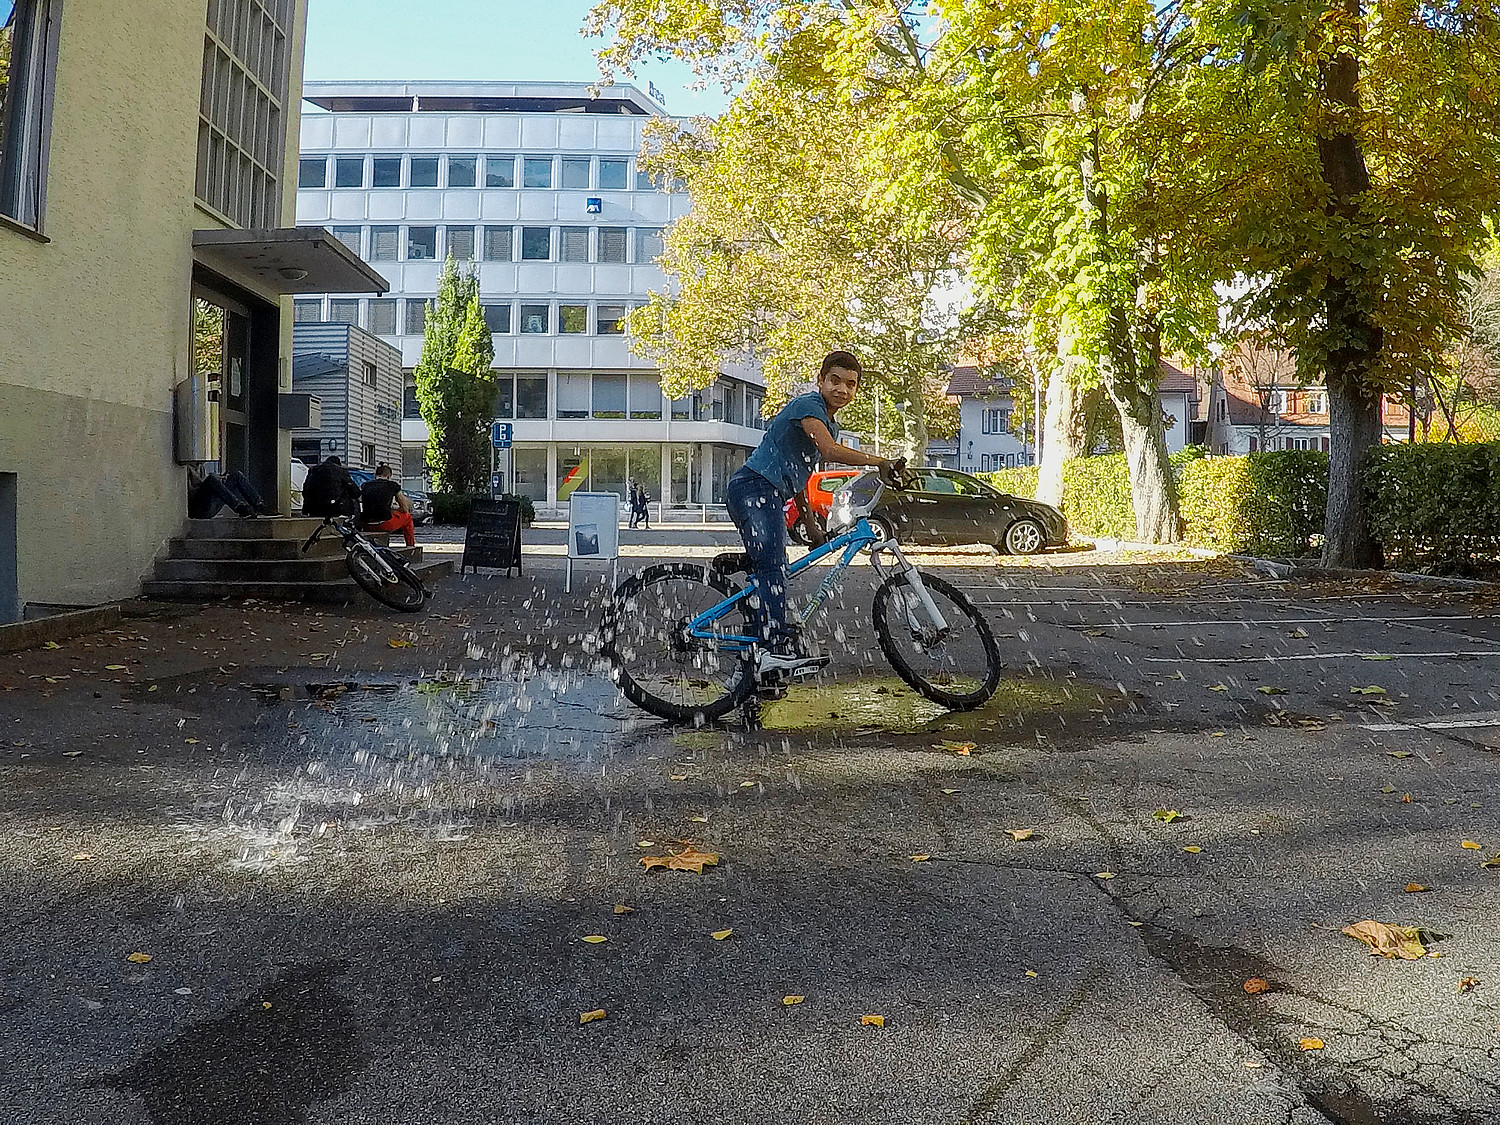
top-left (565, 491), bottom-right (621, 592)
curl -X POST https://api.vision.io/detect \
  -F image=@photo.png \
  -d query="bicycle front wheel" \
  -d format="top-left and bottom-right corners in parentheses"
top-left (603, 563), bottom-right (754, 723)
top-left (348, 546), bottom-right (428, 612)
top-left (873, 570), bottom-right (1001, 710)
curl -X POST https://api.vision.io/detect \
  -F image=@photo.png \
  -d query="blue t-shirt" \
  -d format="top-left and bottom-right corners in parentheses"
top-left (742, 391), bottom-right (839, 499)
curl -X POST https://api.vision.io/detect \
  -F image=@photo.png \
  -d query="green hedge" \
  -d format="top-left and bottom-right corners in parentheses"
top-left (982, 465), bottom-right (1039, 499)
top-left (431, 491), bottom-right (536, 526)
top-left (1365, 443), bottom-right (1500, 572)
top-left (1062, 454), bottom-right (1136, 539)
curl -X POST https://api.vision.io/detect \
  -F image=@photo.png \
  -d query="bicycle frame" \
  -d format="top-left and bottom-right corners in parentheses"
top-left (688, 516), bottom-right (948, 653)
top-left (302, 517), bottom-right (401, 582)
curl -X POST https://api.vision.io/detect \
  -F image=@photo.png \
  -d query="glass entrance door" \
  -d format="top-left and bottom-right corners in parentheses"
top-left (192, 295), bottom-right (252, 475)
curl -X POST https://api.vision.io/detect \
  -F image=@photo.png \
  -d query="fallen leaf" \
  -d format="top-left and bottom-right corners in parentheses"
top-left (910, 854), bottom-right (931, 863)
top-left (104, 664), bottom-right (127, 671)
top-left (1152, 809), bottom-right (1183, 823)
top-left (613, 905), bottom-right (634, 915)
top-left (1245, 1059), bottom-right (1264, 1068)
top-left (72, 852), bottom-right (93, 862)
top-left (1300, 1037), bottom-right (1325, 1051)
top-left (184, 738), bottom-right (199, 745)
top-left (782, 994), bottom-right (804, 1006)
top-left (1095, 871), bottom-right (1116, 880)
top-left (941, 788), bottom-right (959, 795)
top-left (1025, 969), bottom-right (1038, 978)
top-left (1183, 845), bottom-right (1203, 854)
top-left (933, 739), bottom-right (975, 755)
top-left (1388, 750), bottom-right (1412, 759)
top-left (1211, 731), bottom-right (1226, 738)
top-left (1342, 919), bottom-right (1427, 960)
top-left (386, 637), bottom-right (414, 648)
top-left (640, 848), bottom-right (720, 875)
top-left (580, 935), bottom-right (608, 944)
top-left (126, 952), bottom-right (152, 964)
top-left (1289, 628), bottom-right (1310, 638)
top-left (1351, 685), bottom-right (1387, 695)
top-left (711, 928), bottom-right (733, 940)
top-left (41, 641), bottom-right (61, 650)
top-left (1404, 884), bottom-right (1430, 893)
top-left (579, 1009), bottom-right (606, 1024)
top-left (1007, 828), bottom-right (1036, 841)
top-left (688, 815), bottom-right (709, 824)
top-left (860, 1014), bottom-right (886, 1027)
top-left (1458, 976), bottom-right (1480, 993)
top-left (669, 775), bottom-right (687, 781)
top-left (1209, 683), bottom-right (1228, 692)
top-left (1402, 794), bottom-right (1413, 803)
top-left (1482, 853), bottom-right (1500, 869)
top-left (1257, 686), bottom-right (1287, 695)
top-left (1243, 978), bottom-right (1271, 995)
top-left (636, 840), bottom-right (654, 848)
top-left (739, 780), bottom-right (756, 788)
top-left (1462, 840), bottom-right (1483, 850)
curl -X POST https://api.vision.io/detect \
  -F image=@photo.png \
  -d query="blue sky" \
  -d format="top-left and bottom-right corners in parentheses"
top-left (302, 0), bottom-right (730, 116)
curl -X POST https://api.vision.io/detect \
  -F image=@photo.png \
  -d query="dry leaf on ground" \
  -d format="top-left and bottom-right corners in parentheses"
top-left (1351, 685), bottom-right (1387, 695)
top-left (1095, 871), bottom-right (1116, 880)
top-left (386, 637), bottom-right (413, 648)
top-left (1243, 978), bottom-right (1271, 995)
top-left (580, 935), bottom-right (608, 944)
top-left (1183, 845), bottom-right (1203, 854)
top-left (782, 995), bottom-right (805, 1006)
top-left (1388, 751), bottom-right (1413, 759)
top-left (1462, 840), bottom-right (1483, 850)
top-left (1300, 1037), bottom-right (1325, 1051)
top-left (711, 928), bottom-right (733, 940)
top-left (104, 664), bottom-right (127, 671)
top-left (640, 848), bottom-right (720, 874)
top-left (1458, 977), bottom-right (1480, 993)
top-left (126, 952), bottom-right (152, 964)
top-left (910, 854), bottom-right (930, 863)
top-left (1342, 919), bottom-right (1427, 960)
top-left (72, 853), bottom-right (93, 862)
top-left (613, 904), bottom-right (634, 915)
top-left (860, 1014), bottom-right (886, 1027)
top-left (1257, 686), bottom-right (1287, 695)
top-left (1152, 809), bottom-right (1183, 823)
top-left (1007, 828), bottom-right (1036, 841)
top-left (1483, 853), bottom-right (1500, 869)
top-left (933, 739), bottom-right (974, 755)
top-left (1405, 884), bottom-right (1430, 893)
top-left (579, 1009), bottom-right (606, 1024)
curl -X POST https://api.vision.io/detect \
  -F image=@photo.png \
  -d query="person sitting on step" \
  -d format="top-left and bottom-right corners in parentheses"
top-left (359, 463), bottom-right (417, 548)
top-left (186, 462), bottom-right (267, 519)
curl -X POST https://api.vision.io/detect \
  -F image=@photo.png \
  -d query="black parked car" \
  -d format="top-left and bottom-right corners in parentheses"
top-left (806, 467), bottom-right (1067, 554)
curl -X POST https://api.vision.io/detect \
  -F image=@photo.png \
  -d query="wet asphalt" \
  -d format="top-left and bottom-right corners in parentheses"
top-left (3, 538), bottom-right (1500, 1124)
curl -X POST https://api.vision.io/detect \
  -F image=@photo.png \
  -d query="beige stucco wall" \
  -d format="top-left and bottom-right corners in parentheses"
top-left (0, 0), bottom-right (307, 607)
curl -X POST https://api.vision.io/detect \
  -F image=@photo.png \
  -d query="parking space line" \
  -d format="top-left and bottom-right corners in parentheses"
top-left (1059, 614), bottom-right (1492, 631)
top-left (1142, 650), bottom-right (1500, 663)
top-left (1359, 711), bottom-right (1500, 733)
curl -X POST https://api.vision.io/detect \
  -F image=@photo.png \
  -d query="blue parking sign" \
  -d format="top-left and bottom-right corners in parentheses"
top-left (491, 421), bottom-right (513, 448)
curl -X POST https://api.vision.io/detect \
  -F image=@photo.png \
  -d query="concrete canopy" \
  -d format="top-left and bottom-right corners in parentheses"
top-left (191, 227), bottom-right (388, 296)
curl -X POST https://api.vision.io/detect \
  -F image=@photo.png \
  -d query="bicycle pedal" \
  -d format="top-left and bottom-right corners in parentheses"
top-left (790, 657), bottom-right (830, 680)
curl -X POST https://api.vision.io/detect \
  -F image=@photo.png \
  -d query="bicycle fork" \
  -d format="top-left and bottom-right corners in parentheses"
top-left (871, 543), bottom-right (950, 637)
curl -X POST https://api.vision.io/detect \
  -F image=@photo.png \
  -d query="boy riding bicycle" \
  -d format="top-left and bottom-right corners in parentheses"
top-left (726, 350), bottom-right (902, 679)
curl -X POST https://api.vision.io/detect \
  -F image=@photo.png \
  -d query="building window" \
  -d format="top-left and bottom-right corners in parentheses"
top-left (598, 158), bottom-right (628, 190)
top-left (980, 407), bottom-right (1006, 434)
top-left (329, 299), bottom-right (360, 326)
top-left (513, 447), bottom-right (547, 502)
top-left (447, 155), bottom-right (477, 188)
top-left (519, 303), bottom-right (549, 333)
top-left (598, 228), bottom-right (628, 263)
top-left (522, 156), bottom-right (552, 188)
top-left (331, 225), bottom-right (361, 255)
top-left (560, 305), bottom-right (588, 334)
top-left (361, 360), bottom-right (377, 388)
top-left (1307, 392), bottom-right (1326, 414)
top-left (636, 227), bottom-right (665, 262)
top-left (404, 299), bottom-right (427, 335)
top-left (634, 167), bottom-right (659, 192)
top-left (482, 303), bottom-right (511, 333)
top-left (1249, 437), bottom-right (1259, 453)
top-left (372, 156), bottom-right (401, 187)
top-left (1265, 389), bottom-right (1286, 412)
top-left (196, 0), bottom-right (291, 228)
top-left (298, 157), bottom-right (327, 188)
top-left (0, 0), bottom-right (60, 224)
top-left (360, 442), bottom-right (376, 468)
top-left (446, 225), bottom-right (475, 260)
top-left (484, 154), bottom-right (515, 187)
top-left (409, 156), bottom-right (439, 188)
top-left (515, 374), bottom-right (548, 419)
top-left (370, 225), bottom-right (399, 260)
top-left (520, 226), bottom-right (551, 261)
top-left (597, 304), bottom-right (628, 334)
top-left (557, 372), bottom-right (590, 419)
top-left (593, 374), bottom-right (627, 418)
top-left (559, 226), bottom-right (589, 262)
top-left (406, 225), bottom-right (437, 260)
top-left (561, 157), bottom-right (590, 189)
top-left (334, 156), bottom-right (364, 188)
top-left (368, 299), bottom-right (396, 336)
top-left (293, 299), bottom-right (322, 323)
top-left (493, 374), bottom-right (514, 418)
top-left (670, 395), bottom-right (691, 421)
top-left (629, 373), bottom-right (662, 419)
top-left (403, 383), bottom-right (420, 419)
top-left (482, 225), bottom-right (512, 261)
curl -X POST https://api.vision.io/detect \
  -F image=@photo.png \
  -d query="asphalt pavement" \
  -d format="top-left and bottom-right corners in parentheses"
top-left (3, 536), bottom-right (1500, 1124)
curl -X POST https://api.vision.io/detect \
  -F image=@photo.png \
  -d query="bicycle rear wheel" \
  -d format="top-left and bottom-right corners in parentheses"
top-left (348, 545), bottom-right (428, 611)
top-left (603, 563), bottom-right (754, 723)
top-left (873, 570), bottom-right (1000, 710)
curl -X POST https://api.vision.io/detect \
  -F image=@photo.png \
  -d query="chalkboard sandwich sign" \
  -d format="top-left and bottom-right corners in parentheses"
top-left (461, 498), bottom-right (522, 576)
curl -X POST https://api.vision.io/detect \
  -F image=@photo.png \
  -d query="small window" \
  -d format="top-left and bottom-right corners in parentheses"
top-left (482, 226), bottom-right (512, 261)
top-left (360, 442), bottom-right (376, 468)
top-left (403, 383), bottom-right (420, 418)
top-left (298, 157), bottom-right (327, 188)
top-left (560, 305), bottom-right (588, 334)
top-left (598, 158), bottom-right (628, 190)
top-left (409, 157), bottom-right (439, 188)
top-left (561, 157), bottom-right (591, 188)
top-left (368, 299), bottom-right (397, 336)
top-left (372, 156), bottom-right (402, 187)
top-left (329, 299), bottom-right (360, 326)
top-left (484, 154), bottom-right (515, 188)
top-left (0, 0), bottom-right (62, 227)
top-left (494, 375), bottom-right (515, 418)
top-left (520, 227), bottom-right (551, 261)
top-left (361, 361), bottom-right (378, 388)
top-left (522, 157), bottom-right (553, 188)
top-left (593, 374), bottom-right (627, 418)
top-left (482, 303), bottom-right (511, 333)
top-left (634, 167), bottom-right (659, 191)
top-left (369, 226), bottom-right (400, 260)
top-left (404, 299), bottom-right (427, 335)
top-left (520, 304), bottom-right (549, 333)
top-left (331, 225), bottom-right (362, 255)
top-left (446, 226), bottom-right (475, 261)
top-left (334, 156), bottom-right (364, 188)
top-left (406, 225), bottom-right (437, 260)
top-left (629, 373), bottom-right (661, 419)
top-left (635, 227), bottom-right (665, 263)
top-left (597, 304), bottom-right (628, 334)
top-left (447, 155), bottom-right (477, 188)
top-left (293, 299), bottom-right (322, 323)
top-left (671, 396), bottom-right (691, 420)
top-left (515, 374), bottom-right (548, 419)
top-left (557, 372), bottom-right (591, 419)
top-left (559, 226), bottom-right (589, 262)
top-left (598, 228), bottom-right (628, 263)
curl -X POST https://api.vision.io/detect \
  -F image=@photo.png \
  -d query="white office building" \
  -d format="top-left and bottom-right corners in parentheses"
top-left (292, 81), bottom-right (766, 515)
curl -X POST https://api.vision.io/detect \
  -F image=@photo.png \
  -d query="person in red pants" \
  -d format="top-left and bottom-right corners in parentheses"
top-left (359, 463), bottom-right (416, 547)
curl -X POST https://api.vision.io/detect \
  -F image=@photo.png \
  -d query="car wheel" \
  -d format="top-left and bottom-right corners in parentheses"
top-left (870, 517), bottom-right (897, 544)
top-left (1003, 518), bottom-right (1045, 555)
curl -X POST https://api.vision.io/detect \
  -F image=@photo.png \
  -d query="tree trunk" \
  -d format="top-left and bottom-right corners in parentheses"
top-left (1322, 349), bottom-right (1384, 568)
top-left (901, 387), bottom-right (929, 463)
top-left (1036, 355), bottom-right (1090, 508)
top-left (1107, 377), bottom-right (1182, 543)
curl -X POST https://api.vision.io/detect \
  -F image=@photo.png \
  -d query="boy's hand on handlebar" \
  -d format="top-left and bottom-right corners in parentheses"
top-left (879, 456), bottom-right (907, 484)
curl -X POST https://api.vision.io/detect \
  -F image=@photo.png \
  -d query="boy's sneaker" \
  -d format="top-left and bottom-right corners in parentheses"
top-left (755, 650), bottom-right (830, 682)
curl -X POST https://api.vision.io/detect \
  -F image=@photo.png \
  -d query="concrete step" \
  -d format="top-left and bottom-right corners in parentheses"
top-left (151, 546), bottom-right (423, 584)
top-left (142, 558), bottom-right (454, 604)
top-left (167, 536), bottom-right (354, 561)
top-left (185, 516), bottom-right (332, 540)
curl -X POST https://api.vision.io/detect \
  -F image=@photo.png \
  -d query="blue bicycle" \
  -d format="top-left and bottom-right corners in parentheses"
top-left (602, 469), bottom-right (1002, 723)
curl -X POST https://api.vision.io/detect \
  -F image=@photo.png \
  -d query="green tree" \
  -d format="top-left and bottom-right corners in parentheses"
top-left (413, 257), bottom-right (496, 493)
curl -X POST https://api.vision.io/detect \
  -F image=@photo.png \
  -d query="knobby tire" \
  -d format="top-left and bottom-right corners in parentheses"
top-left (873, 570), bottom-right (1001, 710)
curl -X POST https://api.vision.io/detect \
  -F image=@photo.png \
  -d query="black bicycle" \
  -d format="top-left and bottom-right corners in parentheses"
top-left (302, 516), bottom-right (428, 612)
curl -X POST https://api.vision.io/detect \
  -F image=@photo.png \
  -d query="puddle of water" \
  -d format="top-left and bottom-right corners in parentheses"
top-left (757, 675), bottom-right (1078, 734)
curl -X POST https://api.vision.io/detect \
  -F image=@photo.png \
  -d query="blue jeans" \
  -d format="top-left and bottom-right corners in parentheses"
top-left (725, 467), bottom-right (791, 651)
